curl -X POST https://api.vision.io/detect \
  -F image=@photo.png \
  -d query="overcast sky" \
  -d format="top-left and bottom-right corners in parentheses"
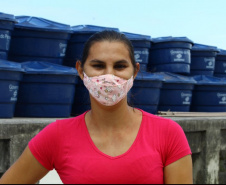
top-left (2, 0), bottom-right (226, 49)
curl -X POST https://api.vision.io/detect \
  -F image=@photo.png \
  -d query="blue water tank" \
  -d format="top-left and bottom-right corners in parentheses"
top-left (9, 16), bottom-right (72, 65)
top-left (148, 37), bottom-right (194, 74)
top-left (129, 72), bottom-right (163, 114)
top-left (0, 59), bottom-right (23, 118)
top-left (190, 44), bottom-right (219, 76)
top-left (64, 25), bottom-right (120, 67)
top-left (157, 72), bottom-right (196, 112)
top-left (191, 75), bottom-right (226, 112)
top-left (214, 49), bottom-right (226, 77)
top-left (71, 78), bottom-right (91, 116)
top-left (15, 61), bottom-right (78, 117)
top-left (123, 32), bottom-right (151, 72)
top-left (0, 12), bottom-right (17, 60)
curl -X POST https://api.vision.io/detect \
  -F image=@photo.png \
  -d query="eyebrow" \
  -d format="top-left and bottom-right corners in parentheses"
top-left (89, 59), bottom-right (130, 64)
top-left (115, 60), bottom-right (130, 65)
top-left (89, 59), bottom-right (105, 64)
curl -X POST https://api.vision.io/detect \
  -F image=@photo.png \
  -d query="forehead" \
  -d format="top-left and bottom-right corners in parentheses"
top-left (87, 41), bottom-right (131, 61)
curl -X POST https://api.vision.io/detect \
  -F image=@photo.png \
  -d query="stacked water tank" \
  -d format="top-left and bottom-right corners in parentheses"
top-left (0, 12), bottom-right (17, 60)
top-left (189, 44), bottom-right (225, 112)
top-left (147, 36), bottom-right (226, 113)
top-left (147, 36), bottom-right (197, 112)
top-left (215, 49), bottom-right (226, 77)
top-left (0, 59), bottom-right (24, 118)
top-left (191, 75), bottom-right (226, 112)
top-left (15, 61), bottom-right (78, 118)
top-left (2, 10), bottom-right (226, 118)
top-left (190, 44), bottom-right (219, 76)
top-left (149, 37), bottom-right (194, 75)
top-left (0, 12), bottom-right (24, 118)
top-left (9, 16), bottom-right (72, 65)
top-left (129, 72), bottom-right (164, 114)
top-left (156, 72), bottom-right (196, 112)
top-left (2, 15), bottom-right (78, 118)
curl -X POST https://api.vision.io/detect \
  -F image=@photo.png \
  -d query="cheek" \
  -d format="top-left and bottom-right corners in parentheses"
top-left (83, 65), bottom-right (103, 77)
top-left (115, 69), bottom-right (134, 80)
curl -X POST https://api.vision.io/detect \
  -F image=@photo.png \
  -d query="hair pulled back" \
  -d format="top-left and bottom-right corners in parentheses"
top-left (81, 30), bottom-right (137, 71)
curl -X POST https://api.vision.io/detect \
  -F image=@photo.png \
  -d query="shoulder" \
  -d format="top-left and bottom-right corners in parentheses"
top-left (141, 109), bottom-right (176, 126)
top-left (138, 109), bottom-right (191, 167)
top-left (31, 112), bottom-right (86, 140)
top-left (140, 109), bottom-right (184, 134)
top-left (36, 112), bottom-right (86, 139)
top-left (55, 112), bottom-right (86, 129)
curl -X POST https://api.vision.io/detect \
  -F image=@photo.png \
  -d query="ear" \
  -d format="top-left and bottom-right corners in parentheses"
top-left (76, 60), bottom-right (84, 80)
top-left (134, 63), bottom-right (140, 79)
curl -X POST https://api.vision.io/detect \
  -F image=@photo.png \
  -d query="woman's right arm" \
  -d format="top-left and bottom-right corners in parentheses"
top-left (0, 146), bottom-right (49, 184)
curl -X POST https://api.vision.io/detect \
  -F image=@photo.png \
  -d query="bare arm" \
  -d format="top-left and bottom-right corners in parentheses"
top-left (164, 155), bottom-right (193, 184)
top-left (0, 146), bottom-right (49, 184)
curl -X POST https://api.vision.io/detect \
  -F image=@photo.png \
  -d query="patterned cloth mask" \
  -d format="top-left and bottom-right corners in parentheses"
top-left (83, 72), bottom-right (134, 106)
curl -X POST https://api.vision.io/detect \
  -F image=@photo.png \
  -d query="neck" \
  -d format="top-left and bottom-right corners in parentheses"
top-left (87, 96), bottom-right (134, 130)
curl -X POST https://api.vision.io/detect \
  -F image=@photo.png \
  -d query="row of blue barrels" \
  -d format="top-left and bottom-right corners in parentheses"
top-left (1, 12), bottom-right (226, 77)
top-left (132, 72), bottom-right (226, 113)
top-left (0, 13), bottom-right (151, 71)
top-left (0, 60), bottom-right (77, 118)
top-left (149, 38), bottom-right (222, 76)
top-left (2, 59), bottom-right (226, 118)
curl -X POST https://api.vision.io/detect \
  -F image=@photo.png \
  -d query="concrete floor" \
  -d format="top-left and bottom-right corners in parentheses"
top-left (40, 170), bottom-right (62, 184)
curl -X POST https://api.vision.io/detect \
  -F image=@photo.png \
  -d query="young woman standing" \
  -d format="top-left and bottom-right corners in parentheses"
top-left (0, 31), bottom-right (193, 184)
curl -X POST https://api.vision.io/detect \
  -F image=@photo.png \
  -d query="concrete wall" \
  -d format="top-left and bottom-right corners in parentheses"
top-left (0, 117), bottom-right (226, 184)
top-left (173, 117), bottom-right (226, 184)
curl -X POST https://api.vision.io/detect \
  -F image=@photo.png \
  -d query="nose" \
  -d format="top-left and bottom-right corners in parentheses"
top-left (104, 66), bottom-right (115, 75)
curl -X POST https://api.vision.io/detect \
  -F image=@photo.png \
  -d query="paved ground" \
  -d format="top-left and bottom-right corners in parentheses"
top-left (40, 170), bottom-right (62, 184)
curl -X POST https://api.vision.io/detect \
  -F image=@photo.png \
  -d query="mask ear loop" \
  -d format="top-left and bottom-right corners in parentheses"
top-left (83, 72), bottom-right (88, 79)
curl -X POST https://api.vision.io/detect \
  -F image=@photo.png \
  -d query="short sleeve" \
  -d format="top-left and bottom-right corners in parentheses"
top-left (164, 120), bottom-right (192, 167)
top-left (28, 121), bottom-right (59, 171)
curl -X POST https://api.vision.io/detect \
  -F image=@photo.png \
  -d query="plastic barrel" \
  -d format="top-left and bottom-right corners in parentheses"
top-left (15, 62), bottom-right (78, 117)
top-left (0, 59), bottom-right (24, 118)
top-left (64, 25), bottom-right (120, 67)
top-left (148, 37), bottom-right (194, 74)
top-left (123, 32), bottom-right (151, 72)
top-left (157, 72), bottom-right (196, 112)
top-left (0, 12), bottom-right (17, 60)
top-left (214, 49), bottom-right (226, 77)
top-left (129, 72), bottom-right (163, 114)
top-left (191, 75), bottom-right (226, 112)
top-left (9, 16), bottom-right (72, 65)
top-left (71, 78), bottom-right (91, 116)
top-left (190, 44), bottom-right (219, 76)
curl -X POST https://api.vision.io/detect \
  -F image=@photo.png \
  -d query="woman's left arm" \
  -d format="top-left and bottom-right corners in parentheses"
top-left (164, 155), bottom-right (193, 184)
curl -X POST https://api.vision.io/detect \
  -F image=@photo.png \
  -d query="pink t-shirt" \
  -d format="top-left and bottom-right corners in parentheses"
top-left (29, 110), bottom-right (191, 184)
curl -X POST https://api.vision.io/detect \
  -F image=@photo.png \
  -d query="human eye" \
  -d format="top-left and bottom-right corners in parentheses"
top-left (92, 64), bottom-right (105, 69)
top-left (89, 60), bottom-right (106, 69)
top-left (114, 62), bottom-right (128, 70)
top-left (114, 64), bottom-right (127, 69)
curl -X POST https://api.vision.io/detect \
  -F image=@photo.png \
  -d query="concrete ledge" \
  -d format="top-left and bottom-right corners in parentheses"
top-left (0, 117), bottom-right (226, 184)
top-left (1, 115), bottom-right (226, 124)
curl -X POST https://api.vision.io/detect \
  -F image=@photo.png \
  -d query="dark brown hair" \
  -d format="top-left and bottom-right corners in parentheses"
top-left (81, 30), bottom-right (137, 71)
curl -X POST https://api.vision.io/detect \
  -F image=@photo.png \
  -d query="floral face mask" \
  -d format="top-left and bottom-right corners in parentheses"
top-left (83, 72), bottom-right (134, 106)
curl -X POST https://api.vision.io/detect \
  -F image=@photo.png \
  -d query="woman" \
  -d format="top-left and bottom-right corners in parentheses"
top-left (0, 30), bottom-right (193, 184)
